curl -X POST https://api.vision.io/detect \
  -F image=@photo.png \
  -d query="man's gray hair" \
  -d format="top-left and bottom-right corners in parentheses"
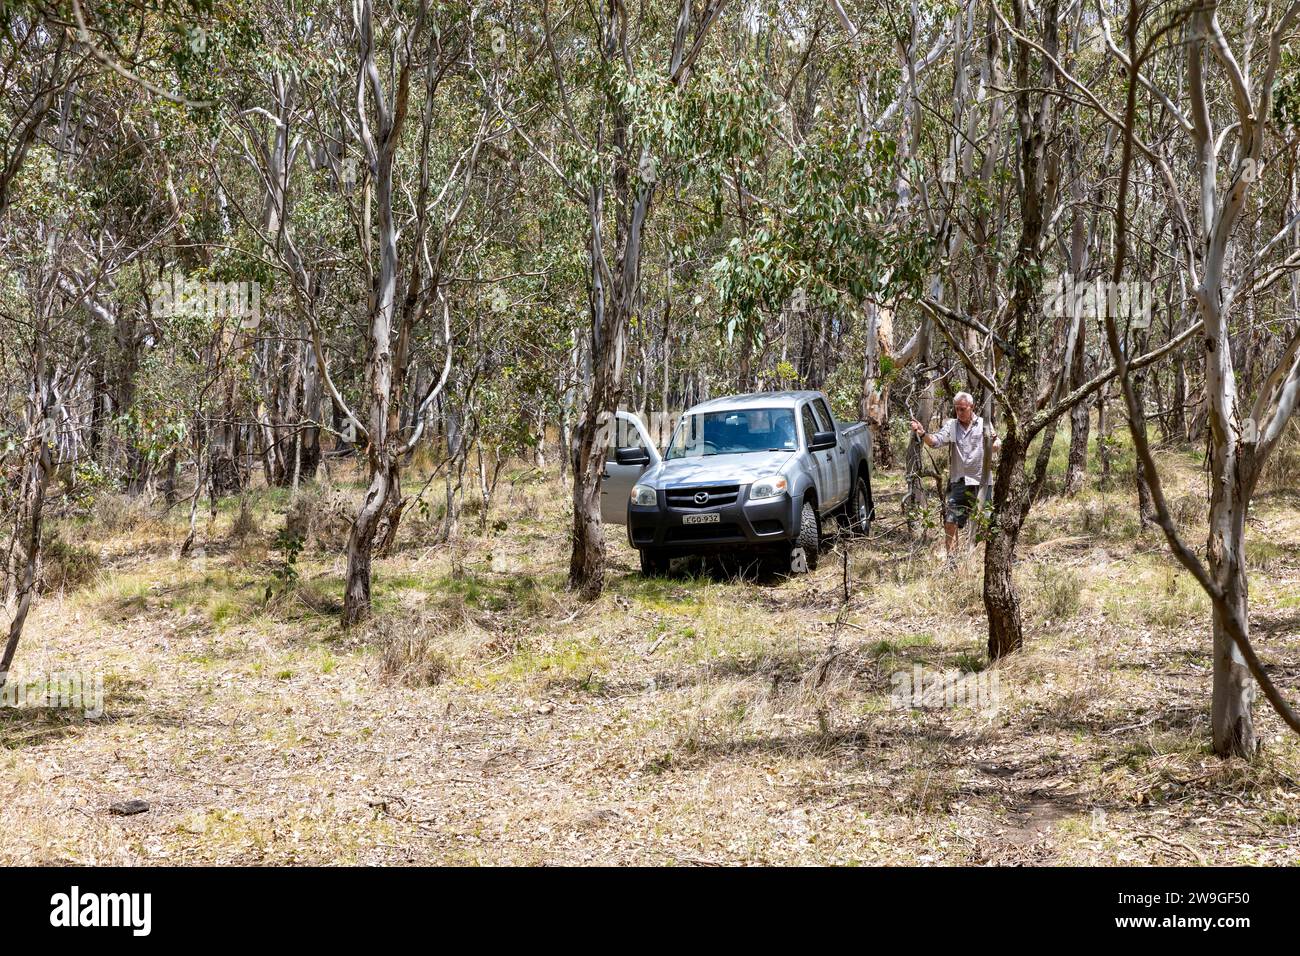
top-left (954, 391), bottom-right (975, 407)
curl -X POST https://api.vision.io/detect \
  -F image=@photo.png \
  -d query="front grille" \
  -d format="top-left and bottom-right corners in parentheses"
top-left (665, 484), bottom-right (740, 510)
top-left (666, 523), bottom-right (741, 542)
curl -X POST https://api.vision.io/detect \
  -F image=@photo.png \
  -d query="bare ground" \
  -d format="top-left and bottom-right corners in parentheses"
top-left (2, 445), bottom-right (1299, 865)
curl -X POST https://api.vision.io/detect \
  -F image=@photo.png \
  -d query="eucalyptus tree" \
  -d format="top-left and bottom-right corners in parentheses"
top-left (952, 0), bottom-right (1064, 658)
top-left (0, 4), bottom-right (84, 220)
top-left (328, 0), bottom-right (420, 622)
top-left (494, 0), bottom-right (731, 598)
top-left (298, 0), bottom-right (499, 624)
top-left (1096, 0), bottom-right (1300, 757)
top-left (906, 0), bottom-right (1203, 658)
top-left (831, 0), bottom-right (953, 470)
top-left (0, 54), bottom-right (178, 685)
top-left (0, 6), bottom-right (263, 687)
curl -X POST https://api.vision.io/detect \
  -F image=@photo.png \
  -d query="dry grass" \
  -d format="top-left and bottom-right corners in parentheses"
top-left (1, 443), bottom-right (1298, 866)
top-left (88, 492), bottom-right (169, 538)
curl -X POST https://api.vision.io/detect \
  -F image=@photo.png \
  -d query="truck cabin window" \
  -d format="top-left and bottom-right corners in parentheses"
top-left (801, 405), bottom-right (819, 448)
top-left (666, 409), bottom-right (797, 459)
top-left (812, 399), bottom-right (834, 431)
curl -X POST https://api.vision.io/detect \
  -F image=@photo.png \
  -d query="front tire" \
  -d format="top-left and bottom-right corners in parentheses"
top-left (789, 500), bottom-right (820, 572)
top-left (639, 547), bottom-right (672, 577)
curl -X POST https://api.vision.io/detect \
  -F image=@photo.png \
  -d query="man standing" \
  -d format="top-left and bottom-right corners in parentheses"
top-left (911, 393), bottom-right (999, 561)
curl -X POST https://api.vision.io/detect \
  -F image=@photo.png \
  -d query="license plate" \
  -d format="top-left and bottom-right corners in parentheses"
top-left (682, 513), bottom-right (720, 525)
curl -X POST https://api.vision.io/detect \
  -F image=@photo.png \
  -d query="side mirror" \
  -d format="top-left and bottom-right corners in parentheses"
top-left (615, 446), bottom-right (651, 466)
top-left (810, 430), bottom-right (838, 451)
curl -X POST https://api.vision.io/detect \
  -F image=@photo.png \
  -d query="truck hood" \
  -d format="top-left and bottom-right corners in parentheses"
top-left (645, 450), bottom-right (795, 488)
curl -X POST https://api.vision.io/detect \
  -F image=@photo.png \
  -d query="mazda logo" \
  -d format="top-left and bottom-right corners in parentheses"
top-left (693, 491), bottom-right (710, 505)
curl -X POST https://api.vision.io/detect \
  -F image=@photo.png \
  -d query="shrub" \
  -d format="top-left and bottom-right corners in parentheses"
top-left (1169, 492), bottom-right (1206, 531)
top-left (271, 524), bottom-right (305, 590)
top-left (90, 493), bottom-right (164, 536)
top-left (38, 533), bottom-right (101, 593)
top-left (1030, 563), bottom-right (1083, 623)
top-left (373, 615), bottom-right (455, 687)
top-left (229, 495), bottom-right (259, 542)
top-left (285, 486), bottom-right (354, 552)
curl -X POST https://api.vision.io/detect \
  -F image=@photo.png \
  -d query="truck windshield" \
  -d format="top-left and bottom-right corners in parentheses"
top-left (665, 408), bottom-right (797, 459)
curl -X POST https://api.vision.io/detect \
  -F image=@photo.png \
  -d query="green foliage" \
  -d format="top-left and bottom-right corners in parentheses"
top-left (273, 525), bottom-right (305, 590)
top-left (711, 122), bottom-right (932, 335)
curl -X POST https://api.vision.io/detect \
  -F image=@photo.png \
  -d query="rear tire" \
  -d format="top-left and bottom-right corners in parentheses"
top-left (789, 501), bottom-right (820, 573)
top-left (838, 474), bottom-right (872, 537)
top-left (639, 547), bottom-right (671, 577)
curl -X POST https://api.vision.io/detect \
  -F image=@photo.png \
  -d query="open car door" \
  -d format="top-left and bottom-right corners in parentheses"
top-left (600, 411), bottom-right (661, 525)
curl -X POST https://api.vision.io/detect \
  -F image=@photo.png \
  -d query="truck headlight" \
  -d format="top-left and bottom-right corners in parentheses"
top-left (630, 484), bottom-right (657, 506)
top-left (748, 475), bottom-right (788, 501)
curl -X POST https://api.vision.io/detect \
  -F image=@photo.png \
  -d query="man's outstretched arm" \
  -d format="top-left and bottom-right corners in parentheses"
top-left (911, 419), bottom-right (949, 448)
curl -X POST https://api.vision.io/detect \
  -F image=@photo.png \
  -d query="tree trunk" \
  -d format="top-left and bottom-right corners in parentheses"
top-left (981, 0), bottom-right (1058, 660)
top-left (985, 431), bottom-right (1029, 658)
top-left (861, 300), bottom-right (895, 468)
top-left (0, 422), bottom-right (53, 688)
top-left (1096, 385), bottom-right (1111, 485)
top-left (374, 470), bottom-right (405, 557)
top-left (339, 0), bottom-right (423, 624)
top-left (1131, 332), bottom-right (1156, 526)
top-left (1064, 398), bottom-right (1090, 495)
top-left (1029, 417), bottom-right (1058, 501)
top-left (568, 319), bottom-right (621, 598)
top-left (343, 464), bottom-right (394, 625)
top-left (1208, 451), bottom-right (1256, 757)
top-left (1063, 323), bottom-right (1089, 494)
top-left (1211, 567), bottom-right (1256, 758)
top-left (903, 318), bottom-right (932, 528)
top-left (299, 349), bottom-right (322, 481)
top-left (533, 406), bottom-right (546, 469)
top-left (568, 438), bottom-right (607, 599)
top-left (1172, 355), bottom-right (1188, 441)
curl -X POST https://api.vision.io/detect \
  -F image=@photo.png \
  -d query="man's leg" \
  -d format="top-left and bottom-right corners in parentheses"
top-left (961, 486), bottom-right (979, 552)
top-left (945, 482), bottom-right (977, 559)
top-left (943, 481), bottom-right (963, 557)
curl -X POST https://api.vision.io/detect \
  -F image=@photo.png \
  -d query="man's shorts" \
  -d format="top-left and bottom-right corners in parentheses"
top-left (946, 480), bottom-right (980, 529)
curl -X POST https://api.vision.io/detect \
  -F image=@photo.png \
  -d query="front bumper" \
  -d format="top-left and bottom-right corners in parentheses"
top-left (627, 486), bottom-right (796, 552)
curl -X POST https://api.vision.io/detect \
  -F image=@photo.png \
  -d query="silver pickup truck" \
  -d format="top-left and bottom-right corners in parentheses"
top-left (601, 390), bottom-right (874, 575)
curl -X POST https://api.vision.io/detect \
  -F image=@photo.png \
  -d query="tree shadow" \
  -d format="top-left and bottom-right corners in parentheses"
top-left (0, 673), bottom-right (171, 751)
top-left (1253, 609), bottom-right (1300, 640)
